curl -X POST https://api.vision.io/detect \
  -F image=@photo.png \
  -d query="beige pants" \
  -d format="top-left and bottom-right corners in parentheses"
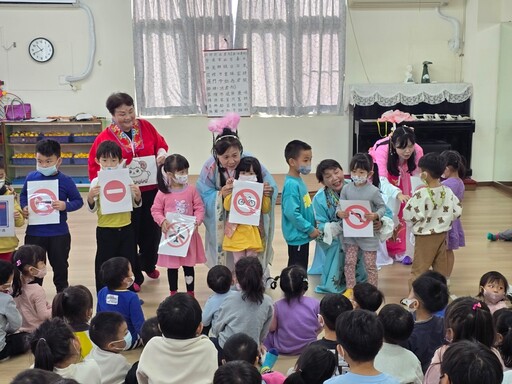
top-left (408, 232), bottom-right (447, 289)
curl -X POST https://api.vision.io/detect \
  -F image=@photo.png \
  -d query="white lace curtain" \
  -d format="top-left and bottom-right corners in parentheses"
top-left (133, 0), bottom-right (346, 116)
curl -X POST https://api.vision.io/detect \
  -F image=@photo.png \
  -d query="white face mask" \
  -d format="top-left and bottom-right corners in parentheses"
top-left (110, 332), bottom-right (132, 351)
top-left (37, 164), bottom-right (58, 177)
top-left (173, 174), bottom-right (188, 185)
top-left (238, 174), bottom-right (258, 182)
top-left (33, 266), bottom-right (47, 279)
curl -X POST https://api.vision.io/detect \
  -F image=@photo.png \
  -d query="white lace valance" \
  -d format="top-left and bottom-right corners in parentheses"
top-left (349, 83), bottom-right (473, 107)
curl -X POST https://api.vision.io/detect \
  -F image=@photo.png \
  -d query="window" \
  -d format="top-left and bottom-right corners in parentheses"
top-left (133, 0), bottom-right (346, 116)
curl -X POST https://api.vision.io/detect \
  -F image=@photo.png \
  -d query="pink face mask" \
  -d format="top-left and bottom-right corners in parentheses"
top-left (483, 290), bottom-right (505, 305)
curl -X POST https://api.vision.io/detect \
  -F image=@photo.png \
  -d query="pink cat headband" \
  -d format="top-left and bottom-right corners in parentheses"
top-left (208, 112), bottom-right (241, 135)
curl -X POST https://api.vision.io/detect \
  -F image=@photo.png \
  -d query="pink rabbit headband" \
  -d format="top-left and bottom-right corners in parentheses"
top-left (208, 113), bottom-right (241, 143)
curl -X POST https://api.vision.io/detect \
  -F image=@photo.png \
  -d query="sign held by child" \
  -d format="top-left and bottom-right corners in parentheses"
top-left (0, 195), bottom-right (15, 237)
top-left (158, 212), bottom-right (196, 257)
top-left (339, 200), bottom-right (374, 238)
top-left (228, 180), bottom-right (263, 226)
top-left (98, 168), bottom-right (133, 214)
top-left (27, 180), bottom-right (60, 225)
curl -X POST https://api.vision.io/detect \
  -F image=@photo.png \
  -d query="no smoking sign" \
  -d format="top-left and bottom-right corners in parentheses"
top-left (30, 188), bottom-right (57, 216)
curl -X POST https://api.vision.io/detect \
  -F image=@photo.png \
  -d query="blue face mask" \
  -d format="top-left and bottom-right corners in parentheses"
top-left (298, 165), bottom-right (311, 175)
top-left (111, 332), bottom-right (132, 351)
top-left (37, 164), bottom-right (58, 177)
top-left (351, 175), bottom-right (367, 185)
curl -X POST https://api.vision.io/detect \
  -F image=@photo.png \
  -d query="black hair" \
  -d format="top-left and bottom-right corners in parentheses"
top-left (383, 125), bottom-right (418, 177)
top-left (363, 152), bottom-right (380, 189)
top-left (100, 257), bottom-right (131, 290)
top-left (353, 283), bottom-right (384, 312)
top-left (349, 153), bottom-right (373, 173)
top-left (235, 156), bottom-right (263, 183)
top-left (494, 308), bottom-right (512, 367)
top-left (235, 257), bottom-right (265, 304)
top-left (418, 152), bottom-right (446, 179)
top-left (378, 304), bottom-right (414, 344)
top-left (51, 285), bottom-right (93, 326)
top-left (336, 309), bottom-right (383, 363)
top-left (284, 140), bottom-right (311, 165)
top-left (270, 265), bottom-right (308, 303)
top-left (0, 259), bottom-right (14, 286)
top-left (315, 159), bottom-right (343, 183)
top-left (223, 333), bottom-right (259, 364)
top-left (12, 244), bottom-right (47, 298)
top-left (477, 271), bottom-right (509, 299)
top-left (30, 318), bottom-right (76, 371)
top-left (106, 92), bottom-right (134, 115)
top-left (95, 140), bottom-right (122, 161)
top-left (212, 128), bottom-right (243, 187)
top-left (89, 311), bottom-right (126, 349)
top-left (213, 360), bottom-right (262, 384)
top-left (36, 139), bottom-right (61, 158)
top-left (319, 294), bottom-right (353, 331)
top-left (140, 316), bottom-right (162, 346)
top-left (445, 297), bottom-right (495, 347)
top-left (284, 344), bottom-right (336, 384)
top-left (441, 340), bottom-right (503, 384)
top-left (412, 273), bottom-right (449, 314)
top-left (156, 154), bottom-right (190, 193)
top-left (440, 149), bottom-right (466, 179)
top-left (157, 293), bottom-right (202, 339)
top-left (207, 265), bottom-right (232, 294)
top-left (11, 368), bottom-right (77, 384)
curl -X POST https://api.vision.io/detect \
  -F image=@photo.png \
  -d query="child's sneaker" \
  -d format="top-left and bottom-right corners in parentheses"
top-left (187, 291), bottom-right (195, 298)
top-left (147, 269), bottom-right (160, 279)
top-left (170, 290), bottom-right (178, 296)
top-left (487, 233), bottom-right (497, 241)
top-left (343, 288), bottom-right (353, 299)
top-left (132, 283), bottom-right (141, 292)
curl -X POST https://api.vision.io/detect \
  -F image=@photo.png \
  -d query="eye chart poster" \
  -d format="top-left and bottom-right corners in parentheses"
top-left (204, 49), bottom-right (250, 117)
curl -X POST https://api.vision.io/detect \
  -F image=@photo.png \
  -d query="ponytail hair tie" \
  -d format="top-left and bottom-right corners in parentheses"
top-left (472, 302), bottom-right (482, 311)
top-left (16, 260), bottom-right (21, 267)
top-left (270, 276), bottom-right (279, 290)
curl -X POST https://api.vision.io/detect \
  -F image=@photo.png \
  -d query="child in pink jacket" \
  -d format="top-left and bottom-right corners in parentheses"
top-left (151, 154), bottom-right (206, 297)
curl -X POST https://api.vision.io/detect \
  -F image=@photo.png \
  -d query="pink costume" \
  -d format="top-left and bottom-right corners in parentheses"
top-left (369, 137), bottom-right (423, 257)
top-left (151, 185), bottom-right (206, 268)
top-left (13, 277), bottom-right (52, 332)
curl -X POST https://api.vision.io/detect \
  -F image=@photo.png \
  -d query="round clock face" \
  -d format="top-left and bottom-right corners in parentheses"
top-left (29, 38), bottom-right (54, 63)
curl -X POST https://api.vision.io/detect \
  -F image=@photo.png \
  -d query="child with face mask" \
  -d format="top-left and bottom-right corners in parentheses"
top-left (12, 245), bottom-right (52, 333)
top-left (86, 311), bottom-right (132, 384)
top-left (477, 271), bottom-right (509, 314)
top-left (151, 154), bottom-right (206, 297)
top-left (221, 156), bottom-right (272, 266)
top-left (336, 153), bottom-right (387, 299)
top-left (87, 140), bottom-right (142, 293)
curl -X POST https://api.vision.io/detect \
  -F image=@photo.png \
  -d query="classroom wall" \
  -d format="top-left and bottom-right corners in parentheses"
top-left (0, 0), bottom-right (507, 180)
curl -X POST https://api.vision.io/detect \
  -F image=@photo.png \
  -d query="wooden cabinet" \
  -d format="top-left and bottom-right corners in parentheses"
top-left (1, 120), bottom-right (102, 186)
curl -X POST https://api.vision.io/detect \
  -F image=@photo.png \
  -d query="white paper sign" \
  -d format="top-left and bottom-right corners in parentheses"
top-left (28, 180), bottom-right (60, 225)
top-left (98, 168), bottom-right (133, 215)
top-left (228, 180), bottom-right (264, 226)
top-left (339, 200), bottom-right (374, 238)
top-left (204, 49), bottom-right (250, 117)
top-left (128, 156), bottom-right (157, 187)
top-left (158, 213), bottom-right (196, 257)
top-left (0, 195), bottom-right (15, 237)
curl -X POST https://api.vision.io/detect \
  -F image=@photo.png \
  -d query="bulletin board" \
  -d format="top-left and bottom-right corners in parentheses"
top-left (204, 49), bottom-right (250, 117)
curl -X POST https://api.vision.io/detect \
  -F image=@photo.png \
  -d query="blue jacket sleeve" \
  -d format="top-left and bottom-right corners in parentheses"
top-left (64, 178), bottom-right (84, 212)
top-left (20, 181), bottom-right (28, 208)
top-left (130, 295), bottom-right (145, 335)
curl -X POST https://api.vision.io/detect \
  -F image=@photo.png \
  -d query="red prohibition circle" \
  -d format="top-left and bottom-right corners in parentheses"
top-left (165, 222), bottom-right (191, 247)
top-left (345, 204), bottom-right (371, 229)
top-left (233, 188), bottom-right (261, 216)
top-left (29, 188), bottom-right (57, 216)
top-left (103, 180), bottom-right (127, 203)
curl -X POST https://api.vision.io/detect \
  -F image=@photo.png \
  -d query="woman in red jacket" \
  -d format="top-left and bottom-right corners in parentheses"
top-left (89, 93), bottom-right (168, 288)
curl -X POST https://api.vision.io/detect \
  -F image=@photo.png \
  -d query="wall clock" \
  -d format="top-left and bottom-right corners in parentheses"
top-left (28, 37), bottom-right (54, 63)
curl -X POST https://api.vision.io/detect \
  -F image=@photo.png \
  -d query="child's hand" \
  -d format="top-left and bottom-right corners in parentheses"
top-left (130, 184), bottom-right (142, 202)
top-left (14, 211), bottom-right (21, 220)
top-left (373, 218), bottom-right (383, 231)
top-left (336, 210), bottom-right (348, 219)
top-left (263, 182), bottom-right (273, 197)
top-left (87, 185), bottom-right (100, 203)
top-left (52, 201), bottom-right (66, 211)
top-left (397, 192), bottom-right (411, 203)
top-left (161, 220), bottom-right (170, 233)
top-left (309, 228), bottom-right (321, 239)
top-left (22, 206), bottom-right (29, 219)
top-left (365, 212), bottom-right (379, 221)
